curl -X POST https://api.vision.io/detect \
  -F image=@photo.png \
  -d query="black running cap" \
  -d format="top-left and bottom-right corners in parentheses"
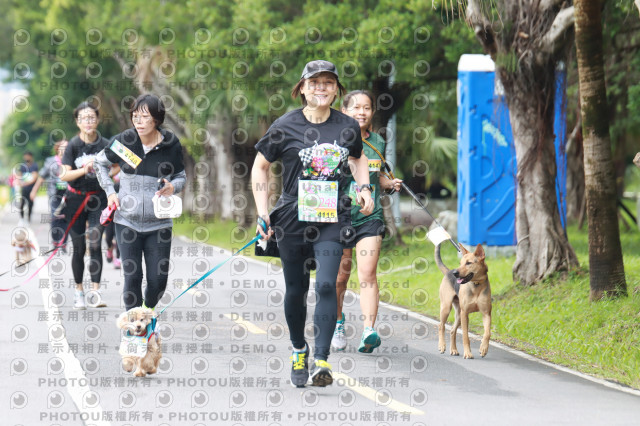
top-left (301, 60), bottom-right (339, 80)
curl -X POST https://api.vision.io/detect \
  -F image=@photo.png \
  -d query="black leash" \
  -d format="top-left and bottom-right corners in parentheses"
top-left (363, 138), bottom-right (461, 252)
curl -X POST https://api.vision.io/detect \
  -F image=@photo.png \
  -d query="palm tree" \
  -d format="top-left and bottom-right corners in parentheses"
top-left (574, 0), bottom-right (627, 299)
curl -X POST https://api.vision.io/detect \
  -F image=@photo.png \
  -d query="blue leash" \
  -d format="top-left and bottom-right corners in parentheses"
top-left (149, 218), bottom-right (269, 331)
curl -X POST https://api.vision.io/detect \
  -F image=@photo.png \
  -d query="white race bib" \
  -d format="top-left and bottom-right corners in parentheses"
top-left (368, 159), bottom-right (382, 172)
top-left (298, 180), bottom-right (338, 223)
top-left (111, 140), bottom-right (142, 169)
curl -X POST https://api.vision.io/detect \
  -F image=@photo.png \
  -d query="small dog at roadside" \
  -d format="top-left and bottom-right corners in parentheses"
top-left (117, 307), bottom-right (162, 377)
top-left (12, 228), bottom-right (35, 265)
top-left (435, 242), bottom-right (491, 359)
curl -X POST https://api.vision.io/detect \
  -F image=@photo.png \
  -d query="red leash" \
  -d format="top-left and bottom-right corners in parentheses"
top-left (0, 191), bottom-right (97, 291)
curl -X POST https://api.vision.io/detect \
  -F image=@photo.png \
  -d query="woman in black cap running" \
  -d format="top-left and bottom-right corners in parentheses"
top-left (252, 60), bottom-right (374, 387)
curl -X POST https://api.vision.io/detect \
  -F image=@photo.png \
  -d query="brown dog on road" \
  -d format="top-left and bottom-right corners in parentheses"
top-left (435, 242), bottom-right (491, 359)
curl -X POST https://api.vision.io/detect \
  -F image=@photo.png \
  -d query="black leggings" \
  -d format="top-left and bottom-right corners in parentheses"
top-left (19, 189), bottom-right (33, 221)
top-left (50, 191), bottom-right (68, 246)
top-left (104, 222), bottom-right (119, 257)
top-left (280, 239), bottom-right (343, 361)
top-left (116, 224), bottom-right (172, 310)
top-left (66, 193), bottom-right (106, 284)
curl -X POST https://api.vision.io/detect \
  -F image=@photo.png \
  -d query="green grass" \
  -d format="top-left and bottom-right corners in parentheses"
top-left (370, 224), bottom-right (640, 390)
top-left (0, 185), bottom-right (10, 208)
top-left (172, 214), bottom-right (640, 389)
top-left (172, 214), bottom-right (280, 264)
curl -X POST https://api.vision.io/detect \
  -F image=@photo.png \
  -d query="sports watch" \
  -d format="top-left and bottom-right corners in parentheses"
top-left (359, 184), bottom-right (373, 192)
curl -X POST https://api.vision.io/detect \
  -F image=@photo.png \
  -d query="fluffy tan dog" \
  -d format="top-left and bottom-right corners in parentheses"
top-left (12, 228), bottom-right (34, 265)
top-left (117, 307), bottom-right (162, 377)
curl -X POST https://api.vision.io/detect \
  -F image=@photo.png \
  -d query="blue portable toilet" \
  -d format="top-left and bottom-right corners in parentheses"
top-left (457, 54), bottom-right (566, 246)
top-left (554, 63), bottom-right (568, 230)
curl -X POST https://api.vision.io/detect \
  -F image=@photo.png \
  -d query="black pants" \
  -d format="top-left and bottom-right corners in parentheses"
top-left (19, 189), bottom-right (33, 221)
top-left (116, 224), bottom-right (172, 310)
top-left (279, 239), bottom-right (343, 361)
top-left (66, 192), bottom-right (106, 284)
top-left (104, 222), bottom-right (119, 257)
top-left (50, 190), bottom-right (68, 246)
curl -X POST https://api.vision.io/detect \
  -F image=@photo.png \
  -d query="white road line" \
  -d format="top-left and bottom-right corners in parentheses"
top-left (380, 301), bottom-right (640, 397)
top-left (223, 313), bottom-right (267, 334)
top-left (31, 228), bottom-right (111, 426)
top-left (334, 372), bottom-right (425, 415)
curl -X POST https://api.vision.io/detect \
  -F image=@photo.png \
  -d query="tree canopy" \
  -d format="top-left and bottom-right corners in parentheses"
top-left (0, 0), bottom-right (479, 198)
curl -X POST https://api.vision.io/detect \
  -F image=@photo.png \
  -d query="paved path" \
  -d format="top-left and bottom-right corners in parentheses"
top-left (1, 197), bottom-right (639, 426)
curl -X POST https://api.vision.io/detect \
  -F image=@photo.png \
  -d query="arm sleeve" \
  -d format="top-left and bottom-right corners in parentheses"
top-left (254, 120), bottom-right (284, 163)
top-left (61, 141), bottom-right (75, 168)
top-left (170, 170), bottom-right (187, 194)
top-left (168, 141), bottom-right (186, 194)
top-left (38, 158), bottom-right (51, 180)
top-left (94, 149), bottom-right (116, 197)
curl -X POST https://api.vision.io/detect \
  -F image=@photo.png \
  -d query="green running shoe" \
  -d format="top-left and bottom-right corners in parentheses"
top-left (358, 326), bottom-right (381, 353)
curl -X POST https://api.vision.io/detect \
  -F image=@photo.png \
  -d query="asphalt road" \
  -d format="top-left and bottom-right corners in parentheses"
top-left (1, 197), bottom-right (639, 426)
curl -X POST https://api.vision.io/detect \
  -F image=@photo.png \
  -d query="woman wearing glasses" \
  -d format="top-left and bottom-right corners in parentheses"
top-left (95, 94), bottom-right (185, 313)
top-left (61, 102), bottom-right (111, 310)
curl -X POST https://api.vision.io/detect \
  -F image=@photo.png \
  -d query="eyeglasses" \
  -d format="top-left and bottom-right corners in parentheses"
top-left (77, 115), bottom-right (97, 123)
top-left (132, 114), bottom-right (153, 123)
top-left (306, 80), bottom-right (337, 90)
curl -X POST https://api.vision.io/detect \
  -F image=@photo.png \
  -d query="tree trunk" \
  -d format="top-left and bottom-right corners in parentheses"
top-left (509, 97), bottom-right (579, 286)
top-left (209, 120), bottom-right (234, 220)
top-left (574, 0), bottom-right (627, 300)
top-left (465, 0), bottom-right (578, 285)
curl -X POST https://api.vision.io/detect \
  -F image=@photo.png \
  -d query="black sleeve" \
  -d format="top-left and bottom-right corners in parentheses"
top-left (61, 140), bottom-right (76, 168)
top-left (342, 120), bottom-right (363, 159)
top-left (174, 143), bottom-right (185, 174)
top-left (255, 120), bottom-right (285, 163)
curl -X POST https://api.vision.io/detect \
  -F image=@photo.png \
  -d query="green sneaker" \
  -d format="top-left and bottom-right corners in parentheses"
top-left (290, 345), bottom-right (309, 388)
top-left (309, 359), bottom-right (333, 387)
top-left (142, 301), bottom-right (155, 311)
top-left (358, 327), bottom-right (381, 353)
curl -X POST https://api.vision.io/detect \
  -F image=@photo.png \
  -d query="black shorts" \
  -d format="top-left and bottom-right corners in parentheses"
top-left (343, 219), bottom-right (385, 249)
top-left (276, 222), bottom-right (350, 263)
